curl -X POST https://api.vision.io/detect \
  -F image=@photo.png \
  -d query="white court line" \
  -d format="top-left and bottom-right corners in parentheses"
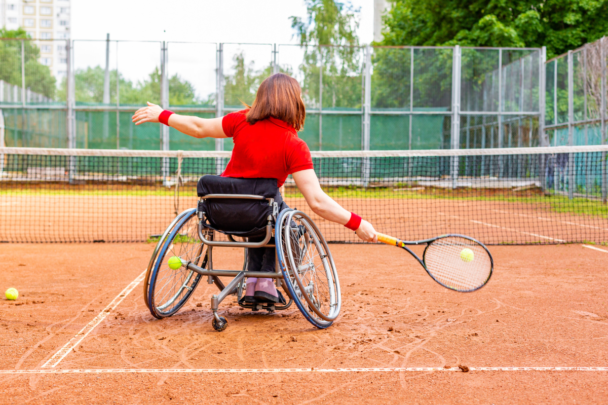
top-left (470, 220), bottom-right (566, 242)
top-left (493, 210), bottom-right (608, 232)
top-left (41, 270), bottom-right (146, 369)
top-left (437, 212), bottom-right (565, 242)
top-left (1, 367), bottom-right (608, 375)
top-left (582, 245), bottom-right (608, 253)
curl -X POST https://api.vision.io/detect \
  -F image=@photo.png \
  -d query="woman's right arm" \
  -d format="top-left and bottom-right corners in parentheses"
top-left (132, 102), bottom-right (226, 139)
top-left (292, 169), bottom-right (377, 243)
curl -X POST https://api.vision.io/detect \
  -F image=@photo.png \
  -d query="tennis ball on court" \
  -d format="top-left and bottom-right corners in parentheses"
top-left (5, 288), bottom-right (18, 301)
top-left (460, 248), bottom-right (474, 263)
top-left (167, 256), bottom-right (182, 270)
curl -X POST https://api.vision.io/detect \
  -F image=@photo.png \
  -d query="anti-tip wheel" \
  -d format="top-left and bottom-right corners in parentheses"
top-left (212, 317), bottom-right (228, 332)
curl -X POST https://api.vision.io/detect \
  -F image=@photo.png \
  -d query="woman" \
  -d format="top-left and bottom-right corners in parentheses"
top-left (132, 73), bottom-right (377, 304)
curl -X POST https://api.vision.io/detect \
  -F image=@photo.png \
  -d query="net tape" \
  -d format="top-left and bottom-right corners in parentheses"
top-left (1, 146), bottom-right (607, 244)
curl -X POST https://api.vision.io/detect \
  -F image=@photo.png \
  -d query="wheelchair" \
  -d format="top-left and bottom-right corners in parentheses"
top-left (143, 175), bottom-right (341, 331)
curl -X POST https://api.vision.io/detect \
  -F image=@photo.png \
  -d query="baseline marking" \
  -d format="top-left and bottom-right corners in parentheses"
top-left (1, 367), bottom-right (608, 375)
top-left (582, 245), bottom-right (608, 254)
top-left (41, 270), bottom-right (146, 369)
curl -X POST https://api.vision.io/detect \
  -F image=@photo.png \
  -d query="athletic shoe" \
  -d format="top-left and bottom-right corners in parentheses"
top-left (254, 278), bottom-right (286, 304)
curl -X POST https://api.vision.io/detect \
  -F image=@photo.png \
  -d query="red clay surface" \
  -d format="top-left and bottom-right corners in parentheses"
top-left (2, 194), bottom-right (607, 244)
top-left (1, 243), bottom-right (608, 403)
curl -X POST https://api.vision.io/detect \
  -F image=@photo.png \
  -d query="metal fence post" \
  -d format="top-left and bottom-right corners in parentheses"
top-left (319, 47), bottom-right (323, 151)
top-left (21, 40), bottom-right (25, 107)
top-left (67, 40), bottom-right (76, 183)
top-left (450, 45), bottom-right (461, 188)
top-left (567, 50), bottom-right (574, 199)
top-left (0, 106), bottom-right (4, 178)
top-left (497, 48), bottom-right (503, 177)
top-left (601, 37), bottom-right (607, 204)
top-left (215, 43), bottom-right (225, 175)
top-left (160, 41), bottom-right (170, 185)
top-left (273, 43), bottom-right (279, 74)
top-left (539, 46), bottom-right (547, 191)
top-left (103, 33), bottom-right (110, 147)
top-left (115, 40), bottom-right (120, 150)
top-left (361, 45), bottom-right (372, 187)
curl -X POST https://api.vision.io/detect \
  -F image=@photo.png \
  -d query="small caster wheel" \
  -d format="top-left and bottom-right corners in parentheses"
top-left (212, 317), bottom-right (227, 332)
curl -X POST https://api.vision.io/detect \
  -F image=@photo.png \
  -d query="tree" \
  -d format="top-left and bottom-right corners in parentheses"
top-left (380, 0), bottom-right (608, 59)
top-left (223, 53), bottom-right (273, 108)
top-left (291, 0), bottom-right (362, 109)
top-left (57, 66), bottom-right (198, 106)
top-left (0, 28), bottom-right (56, 98)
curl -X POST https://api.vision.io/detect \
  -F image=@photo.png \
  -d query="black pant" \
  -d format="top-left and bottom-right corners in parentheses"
top-left (247, 190), bottom-right (288, 273)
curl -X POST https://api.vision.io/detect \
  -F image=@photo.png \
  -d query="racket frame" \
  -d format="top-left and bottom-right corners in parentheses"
top-left (377, 233), bottom-right (494, 293)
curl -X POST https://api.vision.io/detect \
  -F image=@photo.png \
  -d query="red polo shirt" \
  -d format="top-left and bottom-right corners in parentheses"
top-left (221, 110), bottom-right (313, 187)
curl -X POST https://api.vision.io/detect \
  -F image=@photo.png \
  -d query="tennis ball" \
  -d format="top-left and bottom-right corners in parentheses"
top-left (167, 256), bottom-right (182, 270)
top-left (5, 288), bottom-right (18, 300)
top-left (460, 248), bottom-right (474, 263)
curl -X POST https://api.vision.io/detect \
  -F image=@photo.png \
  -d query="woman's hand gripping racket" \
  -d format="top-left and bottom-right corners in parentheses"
top-left (377, 233), bottom-right (493, 292)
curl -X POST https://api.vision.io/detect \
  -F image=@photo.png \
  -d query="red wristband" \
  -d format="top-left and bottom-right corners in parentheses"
top-left (345, 212), bottom-right (362, 231)
top-left (159, 110), bottom-right (174, 126)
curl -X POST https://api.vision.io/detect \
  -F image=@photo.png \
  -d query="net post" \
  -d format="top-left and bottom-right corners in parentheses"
top-left (450, 45), bottom-right (461, 188)
top-left (601, 37), bottom-right (607, 204)
top-left (567, 50), bottom-right (574, 200)
top-left (215, 43), bottom-right (225, 175)
top-left (160, 40), bottom-right (170, 186)
top-left (66, 39), bottom-right (76, 183)
top-left (362, 45), bottom-right (372, 188)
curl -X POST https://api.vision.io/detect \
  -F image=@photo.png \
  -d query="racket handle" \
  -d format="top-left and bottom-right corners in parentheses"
top-left (377, 233), bottom-right (401, 247)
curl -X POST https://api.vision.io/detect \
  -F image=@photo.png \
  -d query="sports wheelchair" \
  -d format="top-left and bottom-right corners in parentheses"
top-left (143, 175), bottom-right (341, 331)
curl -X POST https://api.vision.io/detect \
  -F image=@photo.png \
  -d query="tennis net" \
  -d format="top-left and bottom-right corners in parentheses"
top-left (1, 146), bottom-right (607, 244)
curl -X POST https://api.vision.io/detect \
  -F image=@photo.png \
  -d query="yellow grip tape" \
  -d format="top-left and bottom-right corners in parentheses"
top-left (377, 233), bottom-right (401, 247)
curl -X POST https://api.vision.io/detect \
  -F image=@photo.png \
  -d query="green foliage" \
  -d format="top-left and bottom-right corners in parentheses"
top-left (57, 66), bottom-right (198, 106)
top-left (222, 53), bottom-right (274, 108)
top-left (380, 0), bottom-right (608, 59)
top-left (291, 0), bottom-right (362, 109)
top-left (0, 28), bottom-right (56, 98)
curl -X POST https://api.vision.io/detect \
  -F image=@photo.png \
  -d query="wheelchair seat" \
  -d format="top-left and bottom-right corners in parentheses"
top-left (197, 175), bottom-right (278, 237)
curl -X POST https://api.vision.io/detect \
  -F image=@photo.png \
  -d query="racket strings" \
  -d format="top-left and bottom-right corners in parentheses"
top-left (424, 237), bottom-right (492, 292)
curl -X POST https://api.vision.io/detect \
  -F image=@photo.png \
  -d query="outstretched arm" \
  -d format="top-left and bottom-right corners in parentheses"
top-left (292, 169), bottom-right (377, 243)
top-left (132, 102), bottom-right (226, 139)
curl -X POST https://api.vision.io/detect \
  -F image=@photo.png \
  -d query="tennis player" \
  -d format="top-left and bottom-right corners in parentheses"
top-left (132, 73), bottom-right (377, 304)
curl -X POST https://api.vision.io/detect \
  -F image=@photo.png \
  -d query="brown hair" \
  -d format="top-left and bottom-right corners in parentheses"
top-left (245, 73), bottom-right (306, 131)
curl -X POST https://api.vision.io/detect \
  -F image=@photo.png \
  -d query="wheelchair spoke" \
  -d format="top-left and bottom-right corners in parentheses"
top-left (151, 212), bottom-right (205, 315)
top-left (280, 211), bottom-right (341, 323)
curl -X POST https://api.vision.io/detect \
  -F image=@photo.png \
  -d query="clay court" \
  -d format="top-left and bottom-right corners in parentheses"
top-left (1, 241), bottom-right (607, 404)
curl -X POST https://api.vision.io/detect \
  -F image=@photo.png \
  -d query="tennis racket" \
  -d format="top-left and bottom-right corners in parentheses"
top-left (377, 233), bottom-right (493, 292)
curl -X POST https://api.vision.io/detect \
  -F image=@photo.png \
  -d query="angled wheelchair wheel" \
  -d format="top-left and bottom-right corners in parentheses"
top-left (146, 208), bottom-right (207, 319)
top-left (276, 209), bottom-right (341, 329)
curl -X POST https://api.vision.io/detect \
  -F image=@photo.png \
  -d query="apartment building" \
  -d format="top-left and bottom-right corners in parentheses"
top-left (0, 0), bottom-right (71, 79)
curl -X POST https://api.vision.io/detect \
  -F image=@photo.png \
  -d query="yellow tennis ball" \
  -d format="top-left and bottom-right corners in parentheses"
top-left (460, 248), bottom-right (474, 263)
top-left (167, 256), bottom-right (182, 270)
top-left (5, 288), bottom-right (18, 300)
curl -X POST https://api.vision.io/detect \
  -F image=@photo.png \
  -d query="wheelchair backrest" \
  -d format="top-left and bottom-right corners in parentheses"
top-left (197, 175), bottom-right (278, 236)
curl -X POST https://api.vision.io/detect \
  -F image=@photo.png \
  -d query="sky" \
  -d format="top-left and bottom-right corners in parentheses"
top-left (72, 0), bottom-right (375, 44)
top-left (71, 0), bottom-right (375, 100)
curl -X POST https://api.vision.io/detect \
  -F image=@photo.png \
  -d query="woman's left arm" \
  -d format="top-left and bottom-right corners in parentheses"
top-left (132, 102), bottom-right (226, 139)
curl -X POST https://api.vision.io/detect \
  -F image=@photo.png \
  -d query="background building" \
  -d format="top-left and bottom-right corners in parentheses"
top-left (0, 0), bottom-right (71, 79)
